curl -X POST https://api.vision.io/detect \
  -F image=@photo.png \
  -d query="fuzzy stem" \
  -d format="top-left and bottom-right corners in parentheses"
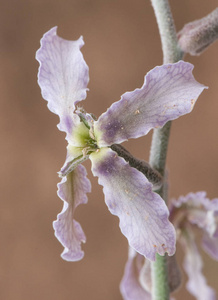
top-left (178, 8), bottom-right (218, 56)
top-left (111, 144), bottom-right (163, 190)
top-left (150, 0), bottom-right (182, 64)
top-left (149, 0), bottom-right (183, 299)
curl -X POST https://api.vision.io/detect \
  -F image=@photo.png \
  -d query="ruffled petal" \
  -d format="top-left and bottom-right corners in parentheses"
top-left (173, 192), bottom-right (210, 228)
top-left (36, 27), bottom-right (89, 138)
top-left (94, 61), bottom-right (206, 147)
top-left (181, 230), bottom-right (216, 300)
top-left (120, 248), bottom-right (151, 300)
top-left (53, 164), bottom-right (91, 261)
top-left (90, 148), bottom-right (176, 261)
top-left (173, 192), bottom-right (218, 261)
top-left (173, 191), bottom-right (208, 208)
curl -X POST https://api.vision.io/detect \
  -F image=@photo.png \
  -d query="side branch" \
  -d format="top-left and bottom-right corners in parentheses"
top-left (111, 144), bottom-right (163, 190)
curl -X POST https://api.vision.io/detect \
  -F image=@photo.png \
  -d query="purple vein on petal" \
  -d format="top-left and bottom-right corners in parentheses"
top-left (94, 61), bottom-right (207, 147)
top-left (90, 148), bottom-right (176, 261)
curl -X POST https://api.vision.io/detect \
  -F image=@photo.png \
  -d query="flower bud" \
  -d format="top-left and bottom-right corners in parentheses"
top-left (178, 8), bottom-right (218, 55)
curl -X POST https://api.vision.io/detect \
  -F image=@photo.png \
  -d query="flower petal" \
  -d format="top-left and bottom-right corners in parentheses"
top-left (36, 27), bottom-right (89, 137)
top-left (172, 192), bottom-right (218, 261)
top-left (202, 233), bottom-right (218, 261)
top-left (181, 229), bottom-right (216, 300)
top-left (173, 191), bottom-right (208, 208)
top-left (173, 192), bottom-right (210, 228)
top-left (53, 164), bottom-right (91, 261)
top-left (90, 148), bottom-right (176, 261)
top-left (120, 248), bottom-right (151, 300)
top-left (94, 61), bottom-right (206, 147)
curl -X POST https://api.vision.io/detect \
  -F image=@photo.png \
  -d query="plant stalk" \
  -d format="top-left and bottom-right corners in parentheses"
top-left (149, 0), bottom-right (183, 299)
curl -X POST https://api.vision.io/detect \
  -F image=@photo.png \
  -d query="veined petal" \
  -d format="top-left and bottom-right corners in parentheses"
top-left (120, 248), bottom-right (151, 300)
top-left (181, 229), bottom-right (216, 300)
top-left (94, 61), bottom-right (206, 147)
top-left (36, 27), bottom-right (89, 137)
top-left (53, 164), bottom-right (91, 261)
top-left (90, 148), bottom-right (176, 261)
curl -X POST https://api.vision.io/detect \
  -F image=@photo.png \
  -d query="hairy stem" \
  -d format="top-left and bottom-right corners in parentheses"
top-left (178, 8), bottom-right (218, 56)
top-left (149, 0), bottom-right (183, 299)
top-left (150, 0), bottom-right (182, 64)
top-left (111, 144), bottom-right (163, 190)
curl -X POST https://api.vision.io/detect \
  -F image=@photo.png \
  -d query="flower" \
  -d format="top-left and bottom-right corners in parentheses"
top-left (178, 8), bottom-right (218, 56)
top-left (120, 192), bottom-right (218, 300)
top-left (36, 27), bottom-right (206, 262)
top-left (170, 192), bottom-right (218, 300)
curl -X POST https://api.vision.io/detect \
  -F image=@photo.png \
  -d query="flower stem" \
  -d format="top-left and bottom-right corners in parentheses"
top-left (149, 0), bottom-right (183, 299)
top-left (150, 0), bottom-right (182, 64)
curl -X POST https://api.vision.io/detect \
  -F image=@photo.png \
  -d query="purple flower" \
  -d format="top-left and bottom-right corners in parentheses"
top-left (170, 192), bottom-right (218, 300)
top-left (120, 192), bottom-right (218, 300)
top-left (36, 27), bottom-right (206, 262)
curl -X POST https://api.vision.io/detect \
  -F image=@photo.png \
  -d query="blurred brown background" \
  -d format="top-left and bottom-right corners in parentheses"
top-left (1, 0), bottom-right (218, 299)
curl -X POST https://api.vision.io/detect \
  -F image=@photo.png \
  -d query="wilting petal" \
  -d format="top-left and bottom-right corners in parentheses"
top-left (120, 247), bottom-right (151, 300)
top-left (53, 164), bottom-right (91, 261)
top-left (90, 148), bottom-right (176, 261)
top-left (94, 61), bottom-right (206, 147)
top-left (36, 27), bottom-right (89, 137)
top-left (181, 229), bottom-right (216, 300)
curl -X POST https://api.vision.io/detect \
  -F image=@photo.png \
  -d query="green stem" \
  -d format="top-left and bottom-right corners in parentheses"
top-left (150, 0), bottom-right (182, 64)
top-left (149, 121), bottom-right (172, 175)
top-left (149, 0), bottom-right (183, 299)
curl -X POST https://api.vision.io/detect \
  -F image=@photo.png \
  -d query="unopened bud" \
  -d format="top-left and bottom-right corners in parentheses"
top-left (178, 8), bottom-right (218, 55)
